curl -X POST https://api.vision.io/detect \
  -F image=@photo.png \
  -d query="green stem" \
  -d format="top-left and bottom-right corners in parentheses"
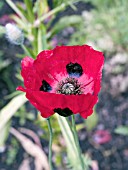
top-left (21, 44), bottom-right (31, 57)
top-left (6, 0), bottom-right (27, 23)
top-left (71, 115), bottom-right (85, 170)
top-left (37, 3), bottom-right (66, 23)
top-left (46, 118), bottom-right (53, 170)
top-left (37, 0), bottom-right (82, 23)
top-left (37, 28), bottom-right (42, 53)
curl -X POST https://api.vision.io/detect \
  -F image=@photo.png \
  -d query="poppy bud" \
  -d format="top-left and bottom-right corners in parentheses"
top-left (5, 23), bottom-right (24, 45)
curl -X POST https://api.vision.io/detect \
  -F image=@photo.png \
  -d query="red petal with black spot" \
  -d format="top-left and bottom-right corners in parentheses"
top-left (17, 45), bottom-right (104, 118)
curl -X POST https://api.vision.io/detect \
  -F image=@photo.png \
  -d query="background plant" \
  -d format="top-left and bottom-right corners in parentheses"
top-left (67, 0), bottom-right (128, 54)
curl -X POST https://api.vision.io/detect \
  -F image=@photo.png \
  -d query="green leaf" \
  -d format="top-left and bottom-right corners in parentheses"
top-left (21, 45), bottom-right (35, 58)
top-left (56, 114), bottom-right (82, 169)
top-left (31, 28), bottom-right (38, 55)
top-left (38, 25), bottom-right (47, 52)
top-left (11, 15), bottom-right (26, 29)
top-left (33, 0), bottom-right (49, 17)
top-left (0, 94), bottom-right (27, 131)
top-left (5, 0), bottom-right (27, 22)
top-left (85, 109), bottom-right (99, 131)
top-left (0, 59), bottom-right (11, 71)
top-left (16, 3), bottom-right (28, 19)
top-left (23, 0), bottom-right (35, 22)
top-left (51, 15), bottom-right (82, 36)
top-left (4, 91), bottom-right (22, 100)
top-left (37, 29), bottom-right (43, 53)
top-left (0, 121), bottom-right (11, 147)
top-left (114, 126), bottom-right (128, 136)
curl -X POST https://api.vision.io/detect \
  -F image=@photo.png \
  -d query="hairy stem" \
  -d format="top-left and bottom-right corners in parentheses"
top-left (46, 117), bottom-right (53, 170)
top-left (71, 115), bottom-right (85, 170)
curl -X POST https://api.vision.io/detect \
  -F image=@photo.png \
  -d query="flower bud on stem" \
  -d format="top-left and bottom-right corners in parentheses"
top-left (5, 23), bottom-right (24, 45)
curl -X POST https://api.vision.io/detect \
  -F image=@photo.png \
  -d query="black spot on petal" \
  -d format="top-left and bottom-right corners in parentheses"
top-left (66, 62), bottom-right (83, 77)
top-left (40, 80), bottom-right (52, 92)
top-left (54, 108), bottom-right (73, 117)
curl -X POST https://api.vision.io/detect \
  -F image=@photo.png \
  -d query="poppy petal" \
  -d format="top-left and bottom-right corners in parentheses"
top-left (21, 56), bottom-right (41, 90)
top-left (24, 90), bottom-right (97, 118)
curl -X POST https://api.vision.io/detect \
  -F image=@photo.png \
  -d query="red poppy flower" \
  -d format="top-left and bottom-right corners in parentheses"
top-left (17, 45), bottom-right (104, 118)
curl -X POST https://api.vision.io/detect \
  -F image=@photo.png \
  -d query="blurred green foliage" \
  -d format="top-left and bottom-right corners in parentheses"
top-left (0, 121), bottom-right (10, 148)
top-left (0, 50), bottom-right (11, 71)
top-left (0, 2), bottom-right (4, 10)
top-left (6, 137), bottom-right (19, 165)
top-left (85, 107), bottom-right (98, 132)
top-left (15, 106), bottom-right (35, 126)
top-left (83, 0), bottom-right (128, 51)
top-left (115, 126), bottom-right (128, 136)
top-left (35, 114), bottom-right (61, 142)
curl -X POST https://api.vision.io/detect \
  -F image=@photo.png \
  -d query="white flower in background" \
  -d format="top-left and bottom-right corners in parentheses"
top-left (5, 23), bottom-right (24, 45)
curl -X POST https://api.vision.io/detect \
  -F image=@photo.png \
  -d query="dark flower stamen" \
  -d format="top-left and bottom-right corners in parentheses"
top-left (66, 62), bottom-right (83, 77)
top-left (40, 80), bottom-right (52, 92)
top-left (56, 77), bottom-right (82, 95)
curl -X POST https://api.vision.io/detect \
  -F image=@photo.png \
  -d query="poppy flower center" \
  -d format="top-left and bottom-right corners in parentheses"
top-left (56, 77), bottom-right (82, 95)
top-left (62, 83), bottom-right (75, 94)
